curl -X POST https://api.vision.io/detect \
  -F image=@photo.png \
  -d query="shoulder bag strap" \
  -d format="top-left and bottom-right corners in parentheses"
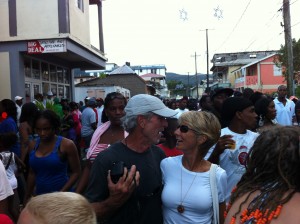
top-left (5, 152), bottom-right (13, 170)
top-left (209, 163), bottom-right (219, 224)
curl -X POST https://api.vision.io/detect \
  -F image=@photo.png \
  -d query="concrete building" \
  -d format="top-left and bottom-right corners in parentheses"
top-left (75, 64), bottom-right (147, 99)
top-left (140, 73), bottom-right (169, 97)
top-left (74, 83), bottom-right (130, 103)
top-left (0, 0), bottom-right (106, 102)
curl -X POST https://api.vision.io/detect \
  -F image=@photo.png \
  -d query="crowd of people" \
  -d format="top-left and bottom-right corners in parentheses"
top-left (1, 85), bottom-right (300, 223)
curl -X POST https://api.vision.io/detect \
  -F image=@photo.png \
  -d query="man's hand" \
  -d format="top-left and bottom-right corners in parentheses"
top-left (107, 165), bottom-right (140, 205)
top-left (208, 135), bottom-right (235, 164)
top-left (215, 135), bottom-right (235, 153)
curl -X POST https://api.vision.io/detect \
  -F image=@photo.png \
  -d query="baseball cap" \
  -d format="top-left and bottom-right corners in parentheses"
top-left (211, 87), bottom-right (234, 99)
top-left (87, 97), bottom-right (97, 106)
top-left (125, 94), bottom-right (178, 117)
top-left (15, 96), bottom-right (23, 101)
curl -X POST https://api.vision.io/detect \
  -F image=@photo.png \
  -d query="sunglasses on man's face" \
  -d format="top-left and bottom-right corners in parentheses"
top-left (177, 125), bottom-right (197, 133)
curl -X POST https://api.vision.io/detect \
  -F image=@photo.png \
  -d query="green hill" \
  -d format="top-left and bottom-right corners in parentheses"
top-left (165, 72), bottom-right (212, 86)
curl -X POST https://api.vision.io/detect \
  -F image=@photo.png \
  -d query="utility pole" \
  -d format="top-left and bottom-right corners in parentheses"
top-left (200, 29), bottom-right (214, 93)
top-left (283, 0), bottom-right (294, 96)
top-left (206, 29), bottom-right (209, 90)
top-left (191, 52), bottom-right (201, 99)
top-left (187, 72), bottom-right (190, 97)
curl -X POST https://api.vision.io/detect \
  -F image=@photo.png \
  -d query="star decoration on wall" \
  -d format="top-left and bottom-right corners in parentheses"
top-left (179, 8), bottom-right (188, 21)
top-left (214, 6), bottom-right (223, 20)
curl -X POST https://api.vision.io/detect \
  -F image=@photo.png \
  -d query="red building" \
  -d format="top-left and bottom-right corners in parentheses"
top-left (233, 54), bottom-right (285, 94)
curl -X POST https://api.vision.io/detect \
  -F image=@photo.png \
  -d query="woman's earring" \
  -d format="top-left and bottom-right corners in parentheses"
top-left (1, 112), bottom-right (7, 119)
top-left (258, 115), bottom-right (264, 127)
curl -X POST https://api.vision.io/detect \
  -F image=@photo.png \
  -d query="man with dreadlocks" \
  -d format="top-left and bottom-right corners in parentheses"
top-left (224, 126), bottom-right (300, 223)
top-left (206, 97), bottom-right (259, 203)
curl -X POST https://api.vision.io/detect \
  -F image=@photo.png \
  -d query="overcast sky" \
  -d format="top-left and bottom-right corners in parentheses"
top-left (90, 0), bottom-right (300, 74)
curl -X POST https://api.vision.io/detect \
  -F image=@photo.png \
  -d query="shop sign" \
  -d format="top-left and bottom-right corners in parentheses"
top-left (27, 39), bottom-right (66, 54)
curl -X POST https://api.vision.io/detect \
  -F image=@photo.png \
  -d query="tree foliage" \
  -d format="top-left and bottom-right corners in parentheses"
top-left (167, 80), bottom-right (187, 98)
top-left (278, 38), bottom-right (300, 76)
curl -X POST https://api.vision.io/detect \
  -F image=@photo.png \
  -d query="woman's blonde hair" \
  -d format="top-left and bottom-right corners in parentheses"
top-left (24, 192), bottom-right (96, 224)
top-left (179, 111), bottom-right (221, 157)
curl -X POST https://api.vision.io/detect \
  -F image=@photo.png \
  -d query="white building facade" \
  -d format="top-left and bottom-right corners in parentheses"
top-left (0, 0), bottom-right (106, 102)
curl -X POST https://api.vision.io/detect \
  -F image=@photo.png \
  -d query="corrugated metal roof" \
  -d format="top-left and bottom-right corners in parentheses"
top-left (140, 73), bottom-right (165, 78)
top-left (240, 53), bottom-right (277, 69)
top-left (109, 65), bottom-right (136, 75)
top-left (214, 58), bottom-right (256, 67)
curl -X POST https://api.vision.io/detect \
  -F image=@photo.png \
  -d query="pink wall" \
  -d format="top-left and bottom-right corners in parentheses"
top-left (245, 56), bottom-right (285, 86)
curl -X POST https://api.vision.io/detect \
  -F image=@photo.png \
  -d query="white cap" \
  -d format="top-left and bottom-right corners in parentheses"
top-left (15, 96), bottom-right (23, 101)
top-left (125, 94), bottom-right (178, 117)
top-left (47, 91), bottom-right (53, 96)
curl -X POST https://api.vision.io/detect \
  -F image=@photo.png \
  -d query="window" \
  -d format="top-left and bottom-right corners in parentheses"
top-left (25, 83), bottom-right (30, 98)
top-left (273, 65), bottom-right (282, 76)
top-left (42, 62), bottom-right (49, 81)
top-left (76, 0), bottom-right (84, 12)
top-left (51, 84), bottom-right (57, 96)
top-left (58, 69), bottom-right (63, 83)
top-left (58, 85), bottom-right (64, 98)
top-left (24, 58), bottom-right (31, 78)
top-left (63, 68), bottom-right (70, 84)
top-left (50, 65), bottom-right (57, 82)
top-left (65, 86), bottom-right (70, 99)
top-left (25, 57), bottom-right (70, 101)
top-left (42, 82), bottom-right (50, 96)
top-left (32, 60), bottom-right (40, 80)
top-left (151, 69), bottom-right (157, 74)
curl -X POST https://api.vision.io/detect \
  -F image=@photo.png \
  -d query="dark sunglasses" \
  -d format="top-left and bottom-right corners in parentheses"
top-left (177, 125), bottom-right (197, 133)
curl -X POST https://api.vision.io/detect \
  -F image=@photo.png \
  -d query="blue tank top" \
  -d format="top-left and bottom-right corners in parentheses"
top-left (29, 136), bottom-right (69, 195)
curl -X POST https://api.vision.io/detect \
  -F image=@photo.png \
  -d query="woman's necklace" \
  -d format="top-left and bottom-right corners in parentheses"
top-left (177, 165), bottom-right (198, 213)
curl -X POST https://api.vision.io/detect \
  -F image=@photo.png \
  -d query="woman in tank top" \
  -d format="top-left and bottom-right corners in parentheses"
top-left (24, 110), bottom-right (80, 204)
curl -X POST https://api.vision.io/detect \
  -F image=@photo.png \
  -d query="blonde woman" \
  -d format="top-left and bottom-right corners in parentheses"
top-left (161, 111), bottom-right (227, 224)
top-left (18, 192), bottom-right (96, 224)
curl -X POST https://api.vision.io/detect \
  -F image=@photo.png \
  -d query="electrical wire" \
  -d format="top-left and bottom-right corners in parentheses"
top-left (214, 0), bottom-right (252, 52)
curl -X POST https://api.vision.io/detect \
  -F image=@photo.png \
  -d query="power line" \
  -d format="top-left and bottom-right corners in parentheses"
top-left (215, 0), bottom-right (252, 52)
top-left (244, 10), bottom-right (282, 51)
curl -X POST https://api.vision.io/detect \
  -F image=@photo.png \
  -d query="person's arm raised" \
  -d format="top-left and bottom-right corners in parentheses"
top-left (208, 135), bottom-right (233, 164)
top-left (92, 166), bottom-right (140, 221)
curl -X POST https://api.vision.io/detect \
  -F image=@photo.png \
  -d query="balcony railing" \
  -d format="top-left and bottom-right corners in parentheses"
top-left (245, 76), bottom-right (258, 85)
top-left (234, 76), bottom-right (257, 85)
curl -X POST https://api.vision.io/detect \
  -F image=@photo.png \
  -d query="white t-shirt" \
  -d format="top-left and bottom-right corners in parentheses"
top-left (161, 155), bottom-right (227, 224)
top-left (174, 108), bottom-right (189, 119)
top-left (0, 152), bottom-right (18, 190)
top-left (274, 98), bottom-right (295, 125)
top-left (0, 161), bottom-right (14, 201)
top-left (16, 104), bottom-right (22, 127)
top-left (205, 127), bottom-right (259, 202)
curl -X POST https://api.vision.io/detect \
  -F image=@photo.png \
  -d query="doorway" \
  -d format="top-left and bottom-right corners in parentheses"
top-left (25, 82), bottom-right (42, 103)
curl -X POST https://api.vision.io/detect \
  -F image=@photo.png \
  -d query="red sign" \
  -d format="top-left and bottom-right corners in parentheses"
top-left (27, 39), bottom-right (66, 54)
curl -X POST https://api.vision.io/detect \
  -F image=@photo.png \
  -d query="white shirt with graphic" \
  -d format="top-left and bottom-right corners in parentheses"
top-left (205, 127), bottom-right (259, 203)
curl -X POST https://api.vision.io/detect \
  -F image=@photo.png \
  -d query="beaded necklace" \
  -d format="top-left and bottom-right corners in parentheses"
top-left (225, 183), bottom-right (284, 224)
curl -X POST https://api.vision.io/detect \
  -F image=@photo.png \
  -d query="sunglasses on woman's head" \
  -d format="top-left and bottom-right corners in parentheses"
top-left (177, 125), bottom-right (197, 133)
